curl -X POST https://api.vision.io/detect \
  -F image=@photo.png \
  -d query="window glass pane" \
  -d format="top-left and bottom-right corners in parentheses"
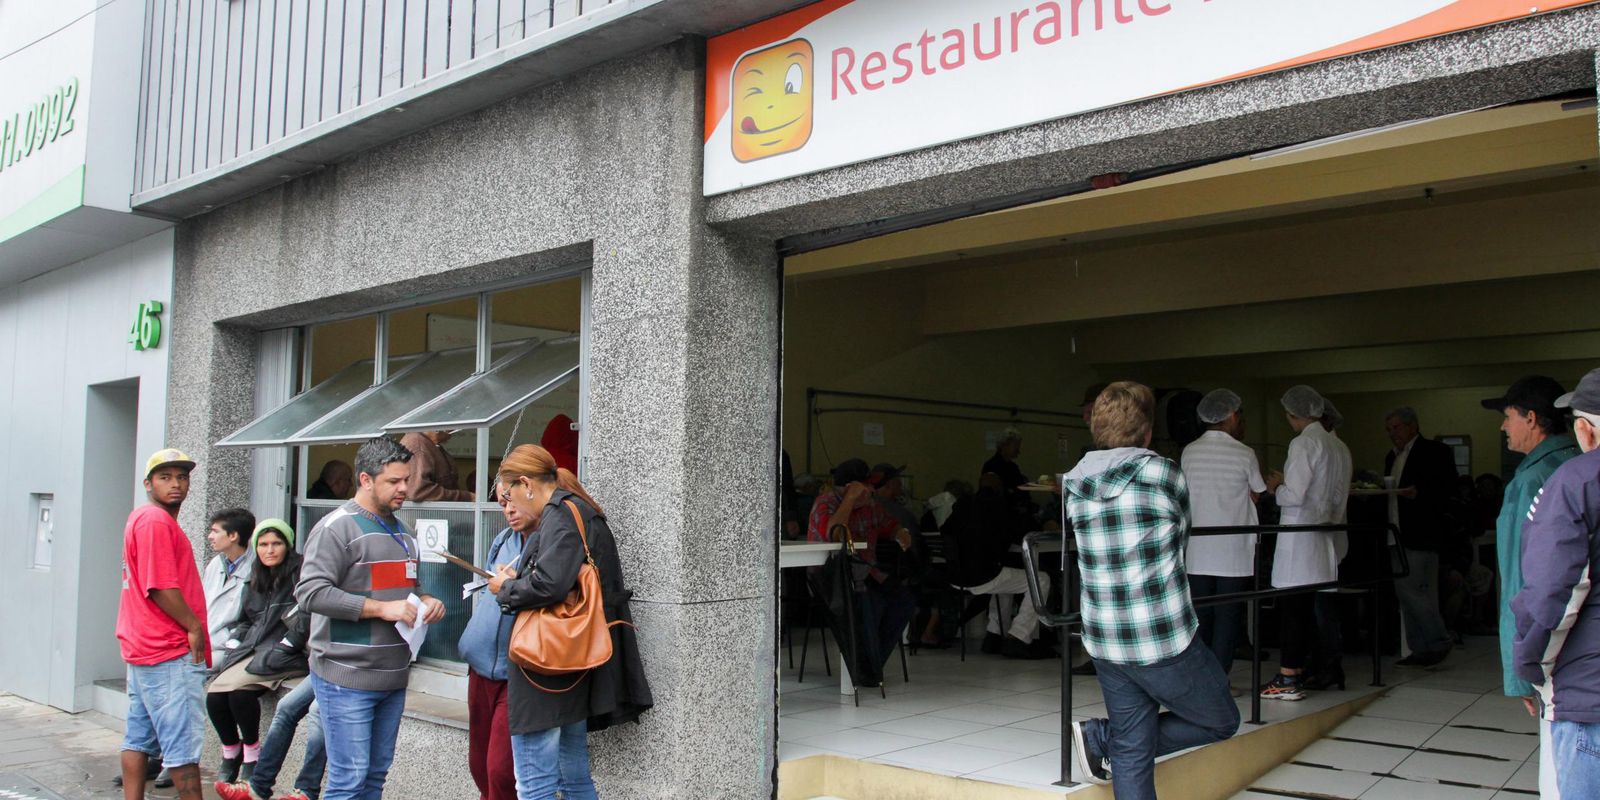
top-left (388, 297), bottom-right (481, 358)
top-left (219, 361), bottom-right (375, 446)
top-left (295, 501), bottom-right (343, 550)
top-left (490, 279), bottom-right (581, 346)
top-left (387, 338), bottom-right (579, 432)
top-left (483, 376), bottom-right (583, 487)
top-left (393, 506), bottom-right (476, 662)
top-left (289, 349), bottom-right (476, 444)
top-left (309, 317), bottom-right (376, 384)
top-left (303, 317), bottom-right (379, 492)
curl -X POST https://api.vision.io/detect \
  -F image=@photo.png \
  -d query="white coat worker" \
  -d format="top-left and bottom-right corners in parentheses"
top-left (1259, 385), bottom-right (1352, 701)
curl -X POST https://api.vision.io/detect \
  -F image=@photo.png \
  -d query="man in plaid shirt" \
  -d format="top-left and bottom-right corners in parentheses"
top-left (1063, 382), bottom-right (1239, 798)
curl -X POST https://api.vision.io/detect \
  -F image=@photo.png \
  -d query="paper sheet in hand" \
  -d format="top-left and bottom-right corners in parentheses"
top-left (394, 593), bottom-right (428, 661)
top-left (462, 578), bottom-right (490, 599)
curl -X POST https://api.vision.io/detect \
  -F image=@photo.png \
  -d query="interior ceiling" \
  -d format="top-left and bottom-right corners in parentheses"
top-left (783, 97), bottom-right (1600, 395)
top-left (788, 98), bottom-right (1599, 279)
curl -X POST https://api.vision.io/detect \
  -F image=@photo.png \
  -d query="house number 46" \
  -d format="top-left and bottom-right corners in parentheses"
top-left (129, 301), bottom-right (163, 351)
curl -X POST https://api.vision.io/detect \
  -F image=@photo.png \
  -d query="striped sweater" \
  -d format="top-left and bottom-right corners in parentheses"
top-left (295, 500), bottom-right (419, 692)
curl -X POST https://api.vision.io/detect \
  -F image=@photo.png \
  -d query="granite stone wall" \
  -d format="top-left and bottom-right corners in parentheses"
top-left (170, 39), bottom-right (779, 799)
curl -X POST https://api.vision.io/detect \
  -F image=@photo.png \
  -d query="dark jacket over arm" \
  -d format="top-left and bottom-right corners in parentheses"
top-left (500, 491), bottom-right (653, 736)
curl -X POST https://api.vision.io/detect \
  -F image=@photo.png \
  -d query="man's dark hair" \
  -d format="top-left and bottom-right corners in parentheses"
top-left (1509, 404), bottom-right (1568, 436)
top-left (208, 507), bottom-right (256, 548)
top-left (355, 436), bottom-right (413, 479)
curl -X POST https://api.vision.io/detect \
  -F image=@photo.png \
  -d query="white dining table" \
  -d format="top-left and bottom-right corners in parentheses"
top-left (779, 540), bottom-right (865, 694)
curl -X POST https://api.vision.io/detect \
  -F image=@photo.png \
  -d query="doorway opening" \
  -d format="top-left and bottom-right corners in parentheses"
top-left (775, 95), bottom-right (1598, 793)
top-left (78, 378), bottom-right (141, 702)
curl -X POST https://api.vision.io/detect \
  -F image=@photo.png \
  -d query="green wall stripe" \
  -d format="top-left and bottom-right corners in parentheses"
top-left (0, 166), bottom-right (86, 245)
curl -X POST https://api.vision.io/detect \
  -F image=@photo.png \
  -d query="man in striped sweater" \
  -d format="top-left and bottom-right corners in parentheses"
top-left (296, 437), bottom-right (446, 800)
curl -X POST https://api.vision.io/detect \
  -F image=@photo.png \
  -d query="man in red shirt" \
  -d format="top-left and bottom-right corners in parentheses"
top-left (117, 449), bottom-right (209, 800)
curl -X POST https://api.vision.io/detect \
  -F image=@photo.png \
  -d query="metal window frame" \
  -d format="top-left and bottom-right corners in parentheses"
top-left (268, 269), bottom-right (591, 634)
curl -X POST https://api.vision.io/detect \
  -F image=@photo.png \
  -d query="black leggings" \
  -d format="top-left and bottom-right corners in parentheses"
top-left (1277, 594), bottom-right (1319, 671)
top-left (206, 689), bottom-right (266, 746)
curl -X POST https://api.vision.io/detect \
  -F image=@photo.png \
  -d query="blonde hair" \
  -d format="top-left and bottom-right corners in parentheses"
top-left (1091, 381), bottom-right (1155, 449)
top-left (497, 444), bottom-right (604, 516)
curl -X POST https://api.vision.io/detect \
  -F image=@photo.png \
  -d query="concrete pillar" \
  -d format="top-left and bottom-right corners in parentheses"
top-left (583, 185), bottom-right (781, 800)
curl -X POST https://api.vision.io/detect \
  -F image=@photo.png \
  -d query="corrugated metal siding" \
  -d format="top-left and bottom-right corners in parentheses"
top-left (133, 0), bottom-right (617, 194)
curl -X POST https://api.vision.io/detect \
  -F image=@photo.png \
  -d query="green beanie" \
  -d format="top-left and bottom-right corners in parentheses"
top-left (251, 518), bottom-right (296, 550)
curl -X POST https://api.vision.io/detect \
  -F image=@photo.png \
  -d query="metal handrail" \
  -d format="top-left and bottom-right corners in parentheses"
top-left (1019, 522), bottom-right (1407, 787)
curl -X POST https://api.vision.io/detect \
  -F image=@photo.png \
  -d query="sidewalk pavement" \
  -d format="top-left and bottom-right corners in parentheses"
top-left (0, 692), bottom-right (152, 800)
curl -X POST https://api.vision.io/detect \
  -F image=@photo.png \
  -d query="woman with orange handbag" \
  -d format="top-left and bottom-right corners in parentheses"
top-left (487, 445), bottom-right (652, 800)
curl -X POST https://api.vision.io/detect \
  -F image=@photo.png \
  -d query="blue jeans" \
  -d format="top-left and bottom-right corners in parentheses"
top-left (1085, 639), bottom-right (1240, 800)
top-left (250, 680), bottom-right (327, 799)
top-left (123, 656), bottom-right (208, 768)
top-left (310, 672), bottom-right (406, 800)
top-left (511, 720), bottom-right (596, 800)
top-left (1552, 719), bottom-right (1600, 797)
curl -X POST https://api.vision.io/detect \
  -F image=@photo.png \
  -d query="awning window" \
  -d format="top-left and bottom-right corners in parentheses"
top-left (286, 347), bottom-right (482, 445)
top-left (385, 336), bottom-right (580, 434)
top-left (219, 335), bottom-right (578, 449)
top-left (216, 360), bottom-right (383, 448)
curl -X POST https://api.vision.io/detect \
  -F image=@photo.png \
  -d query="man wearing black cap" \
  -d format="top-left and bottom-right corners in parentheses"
top-left (807, 458), bottom-right (916, 682)
top-left (1482, 376), bottom-right (1579, 798)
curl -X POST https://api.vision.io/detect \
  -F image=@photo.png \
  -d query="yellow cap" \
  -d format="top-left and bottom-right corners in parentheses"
top-left (145, 448), bottom-right (196, 478)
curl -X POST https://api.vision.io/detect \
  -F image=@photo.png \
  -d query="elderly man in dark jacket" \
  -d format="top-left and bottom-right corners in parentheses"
top-left (1383, 407), bottom-right (1459, 666)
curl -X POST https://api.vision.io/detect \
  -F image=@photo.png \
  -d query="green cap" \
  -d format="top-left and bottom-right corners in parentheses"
top-left (251, 518), bottom-right (295, 550)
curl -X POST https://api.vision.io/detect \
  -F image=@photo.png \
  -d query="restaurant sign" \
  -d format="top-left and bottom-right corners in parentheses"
top-left (703, 0), bottom-right (1597, 195)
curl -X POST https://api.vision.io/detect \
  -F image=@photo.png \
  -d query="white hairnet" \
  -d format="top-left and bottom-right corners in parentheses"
top-left (1321, 398), bottom-right (1345, 429)
top-left (1197, 389), bottom-right (1243, 424)
top-left (1281, 385), bottom-right (1326, 419)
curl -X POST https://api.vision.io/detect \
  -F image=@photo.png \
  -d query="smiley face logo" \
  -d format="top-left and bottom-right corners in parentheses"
top-left (731, 39), bottom-right (814, 162)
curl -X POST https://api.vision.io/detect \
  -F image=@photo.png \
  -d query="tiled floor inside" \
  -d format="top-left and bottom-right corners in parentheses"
top-left (1233, 639), bottom-right (1539, 800)
top-left (777, 628), bottom-right (1498, 794)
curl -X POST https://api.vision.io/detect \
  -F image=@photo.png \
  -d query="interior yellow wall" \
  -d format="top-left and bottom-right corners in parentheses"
top-left (491, 278), bottom-right (582, 332)
top-left (784, 271), bottom-right (1107, 495)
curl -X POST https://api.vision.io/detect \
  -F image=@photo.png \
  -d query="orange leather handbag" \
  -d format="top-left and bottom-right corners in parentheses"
top-left (508, 499), bottom-right (615, 690)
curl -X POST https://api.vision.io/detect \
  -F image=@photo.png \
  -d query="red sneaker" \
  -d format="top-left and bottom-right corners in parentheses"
top-left (215, 781), bottom-right (266, 800)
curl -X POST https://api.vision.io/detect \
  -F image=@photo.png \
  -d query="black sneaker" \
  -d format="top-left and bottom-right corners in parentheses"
top-left (154, 768), bottom-right (174, 788)
top-left (980, 633), bottom-right (1005, 654)
top-left (1413, 649), bottom-right (1450, 668)
top-left (113, 760), bottom-right (163, 788)
top-left (1070, 720), bottom-right (1111, 785)
top-left (1002, 636), bottom-right (1053, 660)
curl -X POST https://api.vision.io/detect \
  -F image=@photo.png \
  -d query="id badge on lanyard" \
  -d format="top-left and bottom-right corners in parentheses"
top-left (373, 512), bottom-right (418, 584)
